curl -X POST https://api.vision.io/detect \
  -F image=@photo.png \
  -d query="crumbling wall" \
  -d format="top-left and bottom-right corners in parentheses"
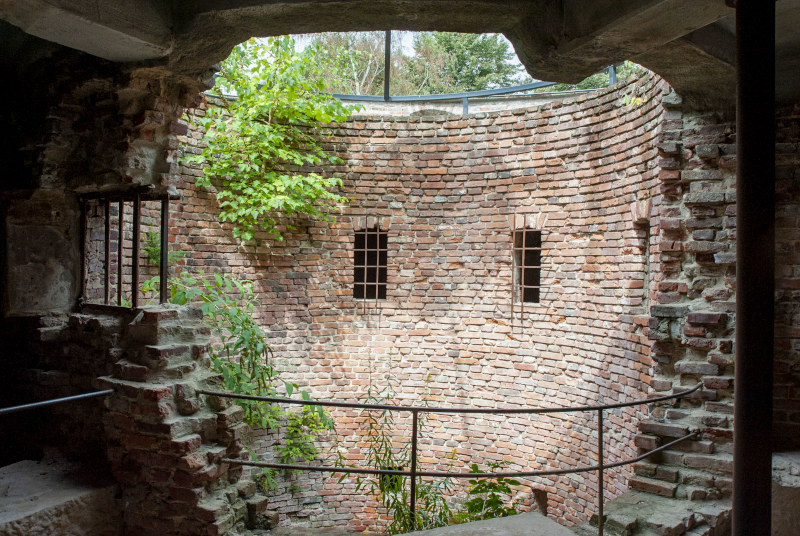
top-left (630, 99), bottom-right (800, 507)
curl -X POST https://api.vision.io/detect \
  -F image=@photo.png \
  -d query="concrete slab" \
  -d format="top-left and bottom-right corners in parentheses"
top-left (406, 513), bottom-right (576, 536)
top-left (0, 458), bottom-right (121, 536)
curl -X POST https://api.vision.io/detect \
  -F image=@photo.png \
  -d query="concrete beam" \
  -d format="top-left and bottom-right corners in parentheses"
top-left (0, 0), bottom-right (171, 62)
top-left (510, 0), bottom-right (734, 84)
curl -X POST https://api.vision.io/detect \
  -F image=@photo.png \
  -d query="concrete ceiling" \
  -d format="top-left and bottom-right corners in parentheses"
top-left (0, 0), bottom-right (798, 109)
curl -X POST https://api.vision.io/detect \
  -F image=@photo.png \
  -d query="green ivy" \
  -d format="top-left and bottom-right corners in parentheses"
top-left (183, 37), bottom-right (360, 241)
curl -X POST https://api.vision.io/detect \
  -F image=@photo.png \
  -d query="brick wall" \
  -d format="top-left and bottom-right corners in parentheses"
top-left (172, 71), bottom-right (667, 528)
top-left (775, 104), bottom-right (800, 450)
top-left (629, 98), bottom-right (800, 504)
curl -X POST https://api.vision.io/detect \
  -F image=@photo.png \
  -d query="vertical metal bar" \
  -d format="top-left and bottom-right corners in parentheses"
top-left (410, 409), bottom-right (418, 532)
top-left (462, 97), bottom-right (469, 115)
top-left (384, 30), bottom-right (391, 102)
top-left (607, 65), bottom-right (617, 86)
top-left (118, 200), bottom-right (123, 306)
top-left (733, 1), bottom-right (775, 535)
top-left (597, 409), bottom-right (604, 536)
top-left (79, 199), bottom-right (87, 302)
top-left (104, 199), bottom-right (110, 304)
top-left (132, 193), bottom-right (141, 308)
top-left (160, 198), bottom-right (169, 304)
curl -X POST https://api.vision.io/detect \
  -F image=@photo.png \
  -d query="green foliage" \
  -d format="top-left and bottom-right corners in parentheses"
top-left (336, 364), bottom-right (453, 534)
top-left (304, 32), bottom-right (389, 96)
top-left (141, 232), bottom-right (186, 266)
top-left (142, 271), bottom-right (333, 487)
top-left (185, 37), bottom-right (358, 241)
top-left (412, 33), bottom-right (521, 92)
top-left (454, 461), bottom-right (523, 523)
top-left (530, 61), bottom-right (643, 93)
top-left (307, 31), bottom-right (525, 96)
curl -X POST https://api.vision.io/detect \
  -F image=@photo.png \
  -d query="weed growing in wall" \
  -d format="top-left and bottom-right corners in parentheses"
top-left (184, 36), bottom-right (361, 241)
top-left (334, 357), bottom-right (455, 534)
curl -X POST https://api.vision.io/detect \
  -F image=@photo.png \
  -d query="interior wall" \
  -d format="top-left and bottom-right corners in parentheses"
top-left (172, 72), bottom-right (666, 528)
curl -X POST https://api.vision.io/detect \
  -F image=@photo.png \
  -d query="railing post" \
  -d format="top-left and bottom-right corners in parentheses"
top-left (384, 30), bottom-right (391, 102)
top-left (597, 408), bottom-right (604, 536)
top-left (410, 409), bottom-right (418, 532)
top-left (159, 198), bottom-right (169, 304)
top-left (104, 199), bottom-right (110, 304)
top-left (132, 192), bottom-right (140, 308)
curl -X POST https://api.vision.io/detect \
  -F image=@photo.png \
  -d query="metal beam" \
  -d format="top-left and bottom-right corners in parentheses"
top-left (732, 1), bottom-right (776, 535)
top-left (384, 29), bottom-right (391, 101)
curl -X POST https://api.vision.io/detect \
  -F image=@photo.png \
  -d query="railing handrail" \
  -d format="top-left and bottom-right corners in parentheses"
top-left (201, 382), bottom-right (702, 536)
top-left (196, 383), bottom-right (701, 415)
top-left (221, 431), bottom-right (698, 479)
top-left (0, 389), bottom-right (114, 416)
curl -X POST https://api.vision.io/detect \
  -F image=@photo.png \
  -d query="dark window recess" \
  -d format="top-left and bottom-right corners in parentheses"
top-left (513, 230), bottom-right (542, 303)
top-left (354, 226), bottom-right (388, 300)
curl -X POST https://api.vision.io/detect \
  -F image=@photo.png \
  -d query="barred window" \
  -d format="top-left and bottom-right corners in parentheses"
top-left (354, 225), bottom-right (387, 300)
top-left (513, 229), bottom-right (542, 303)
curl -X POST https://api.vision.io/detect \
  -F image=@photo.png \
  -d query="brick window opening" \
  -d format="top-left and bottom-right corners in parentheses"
top-left (354, 225), bottom-right (387, 300)
top-left (513, 229), bottom-right (542, 303)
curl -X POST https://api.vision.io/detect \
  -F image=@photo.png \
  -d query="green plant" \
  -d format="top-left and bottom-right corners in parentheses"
top-left (453, 461), bottom-right (523, 523)
top-left (184, 36), bottom-right (359, 241)
top-left (335, 362), bottom-right (454, 534)
top-left (142, 272), bottom-right (333, 483)
top-left (141, 232), bottom-right (186, 266)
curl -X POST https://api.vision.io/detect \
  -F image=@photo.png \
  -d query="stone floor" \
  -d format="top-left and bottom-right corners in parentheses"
top-left (231, 513), bottom-right (574, 536)
top-left (0, 457), bottom-right (121, 536)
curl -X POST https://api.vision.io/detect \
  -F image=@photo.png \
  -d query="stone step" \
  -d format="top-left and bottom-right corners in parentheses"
top-left (629, 475), bottom-right (679, 498)
top-left (0, 458), bottom-right (121, 536)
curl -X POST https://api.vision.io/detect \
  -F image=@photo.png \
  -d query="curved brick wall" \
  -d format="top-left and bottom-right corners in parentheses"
top-left (171, 72), bottom-right (667, 528)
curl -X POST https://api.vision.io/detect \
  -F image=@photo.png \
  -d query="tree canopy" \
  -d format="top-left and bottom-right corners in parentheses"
top-left (305, 31), bottom-right (527, 96)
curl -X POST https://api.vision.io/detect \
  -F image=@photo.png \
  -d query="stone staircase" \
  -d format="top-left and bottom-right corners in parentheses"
top-left (570, 491), bottom-right (730, 536)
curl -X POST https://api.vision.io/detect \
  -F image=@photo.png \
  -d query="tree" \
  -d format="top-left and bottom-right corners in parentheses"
top-left (529, 61), bottom-right (643, 93)
top-left (305, 31), bottom-right (525, 97)
top-left (185, 37), bottom-right (358, 241)
top-left (412, 33), bottom-right (521, 92)
top-left (304, 32), bottom-right (387, 96)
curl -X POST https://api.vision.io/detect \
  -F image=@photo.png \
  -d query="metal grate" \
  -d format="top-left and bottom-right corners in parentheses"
top-left (353, 225), bottom-right (388, 304)
top-left (79, 187), bottom-right (173, 308)
top-left (513, 229), bottom-right (542, 304)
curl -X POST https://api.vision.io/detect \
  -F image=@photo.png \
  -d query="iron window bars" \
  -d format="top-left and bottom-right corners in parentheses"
top-left (198, 383), bottom-right (702, 536)
top-left (514, 229), bottom-right (542, 304)
top-left (79, 186), bottom-right (174, 308)
top-left (353, 225), bottom-right (388, 305)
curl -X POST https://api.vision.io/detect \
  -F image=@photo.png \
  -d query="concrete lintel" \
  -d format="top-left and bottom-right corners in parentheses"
top-left (517, 0), bottom-right (734, 83)
top-left (0, 0), bottom-right (172, 62)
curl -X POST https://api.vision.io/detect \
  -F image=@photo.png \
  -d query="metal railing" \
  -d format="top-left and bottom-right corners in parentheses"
top-left (198, 382), bottom-right (701, 535)
top-left (0, 390), bottom-right (114, 416)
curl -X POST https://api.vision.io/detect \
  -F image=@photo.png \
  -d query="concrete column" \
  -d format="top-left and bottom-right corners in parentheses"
top-left (732, 1), bottom-right (776, 535)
